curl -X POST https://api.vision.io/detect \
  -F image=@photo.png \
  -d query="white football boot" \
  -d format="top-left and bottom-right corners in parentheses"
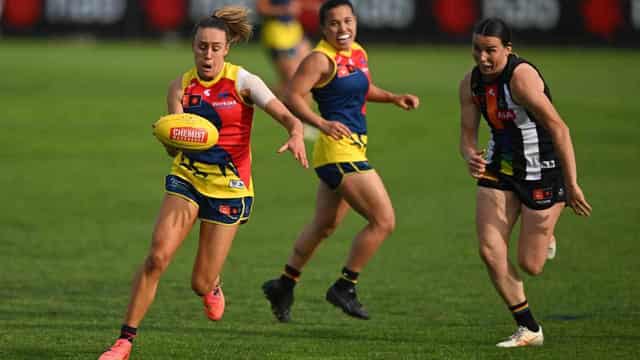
top-left (547, 236), bottom-right (557, 260)
top-left (496, 326), bottom-right (544, 348)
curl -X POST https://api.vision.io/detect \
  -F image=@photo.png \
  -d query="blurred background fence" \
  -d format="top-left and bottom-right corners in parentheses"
top-left (1, 0), bottom-right (639, 46)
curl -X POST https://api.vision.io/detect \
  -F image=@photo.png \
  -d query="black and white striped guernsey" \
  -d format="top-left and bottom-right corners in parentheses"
top-left (471, 54), bottom-right (561, 181)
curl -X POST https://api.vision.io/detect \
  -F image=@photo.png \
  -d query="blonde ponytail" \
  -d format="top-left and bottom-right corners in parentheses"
top-left (212, 6), bottom-right (253, 44)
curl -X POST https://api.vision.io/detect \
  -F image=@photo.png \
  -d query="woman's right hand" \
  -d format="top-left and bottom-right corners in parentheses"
top-left (319, 119), bottom-right (352, 141)
top-left (465, 149), bottom-right (487, 179)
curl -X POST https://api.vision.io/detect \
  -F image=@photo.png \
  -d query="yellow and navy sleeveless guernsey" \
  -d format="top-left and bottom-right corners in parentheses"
top-left (311, 40), bottom-right (372, 189)
top-left (170, 63), bottom-right (255, 199)
top-left (471, 54), bottom-right (561, 181)
top-left (261, 0), bottom-right (304, 54)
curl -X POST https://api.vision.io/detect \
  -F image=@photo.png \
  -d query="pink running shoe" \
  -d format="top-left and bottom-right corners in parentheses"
top-left (98, 339), bottom-right (132, 360)
top-left (203, 285), bottom-right (225, 321)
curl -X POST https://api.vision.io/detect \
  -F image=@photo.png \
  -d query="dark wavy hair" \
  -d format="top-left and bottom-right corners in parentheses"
top-left (473, 18), bottom-right (512, 46)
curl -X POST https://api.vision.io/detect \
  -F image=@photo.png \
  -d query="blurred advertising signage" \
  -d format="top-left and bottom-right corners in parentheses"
top-left (1, 0), bottom-right (638, 46)
top-left (350, 0), bottom-right (416, 29)
top-left (481, 0), bottom-right (561, 30)
top-left (426, 0), bottom-right (638, 45)
top-left (2, 0), bottom-right (127, 29)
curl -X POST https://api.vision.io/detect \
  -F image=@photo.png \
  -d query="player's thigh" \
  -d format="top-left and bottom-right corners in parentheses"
top-left (151, 194), bottom-right (198, 256)
top-left (518, 202), bottom-right (564, 263)
top-left (311, 181), bottom-right (350, 230)
top-left (339, 170), bottom-right (394, 224)
top-left (475, 187), bottom-right (520, 252)
top-left (192, 222), bottom-right (239, 280)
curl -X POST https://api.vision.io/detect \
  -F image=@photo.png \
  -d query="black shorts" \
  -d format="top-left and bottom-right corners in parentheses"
top-left (315, 161), bottom-right (373, 190)
top-left (477, 171), bottom-right (566, 210)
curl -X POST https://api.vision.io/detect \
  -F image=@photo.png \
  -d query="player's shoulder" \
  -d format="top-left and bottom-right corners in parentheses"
top-left (460, 71), bottom-right (473, 90)
top-left (313, 40), bottom-right (338, 58)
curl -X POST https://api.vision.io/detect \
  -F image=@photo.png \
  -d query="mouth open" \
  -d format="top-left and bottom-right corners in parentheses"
top-left (480, 64), bottom-right (493, 72)
top-left (337, 33), bottom-right (351, 45)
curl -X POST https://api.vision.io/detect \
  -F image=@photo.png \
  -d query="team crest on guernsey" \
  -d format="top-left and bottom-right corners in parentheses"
top-left (183, 94), bottom-right (202, 108)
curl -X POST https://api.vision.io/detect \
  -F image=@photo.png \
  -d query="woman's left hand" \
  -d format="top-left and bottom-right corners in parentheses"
top-left (277, 133), bottom-right (309, 168)
top-left (393, 94), bottom-right (420, 110)
top-left (566, 183), bottom-right (592, 217)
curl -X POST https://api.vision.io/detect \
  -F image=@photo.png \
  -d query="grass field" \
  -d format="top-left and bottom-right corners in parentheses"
top-left (0, 39), bottom-right (639, 359)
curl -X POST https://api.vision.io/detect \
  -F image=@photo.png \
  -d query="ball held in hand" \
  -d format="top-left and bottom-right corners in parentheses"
top-left (152, 113), bottom-right (218, 151)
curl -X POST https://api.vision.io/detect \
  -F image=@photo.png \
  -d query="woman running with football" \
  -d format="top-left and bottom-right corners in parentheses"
top-left (99, 6), bottom-right (307, 359)
top-left (261, 0), bottom-right (419, 322)
top-left (459, 18), bottom-right (591, 347)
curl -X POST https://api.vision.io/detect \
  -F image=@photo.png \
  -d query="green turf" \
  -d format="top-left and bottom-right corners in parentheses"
top-left (1, 40), bottom-right (639, 359)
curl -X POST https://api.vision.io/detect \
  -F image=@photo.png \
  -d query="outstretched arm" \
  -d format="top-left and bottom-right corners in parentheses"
top-left (510, 64), bottom-right (591, 216)
top-left (459, 73), bottom-right (486, 179)
top-left (238, 70), bottom-right (308, 168)
top-left (263, 99), bottom-right (308, 168)
top-left (367, 83), bottom-right (420, 110)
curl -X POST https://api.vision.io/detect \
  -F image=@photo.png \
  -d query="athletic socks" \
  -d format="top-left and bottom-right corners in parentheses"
top-left (279, 264), bottom-right (300, 291)
top-left (119, 324), bottom-right (137, 343)
top-left (509, 300), bottom-right (540, 332)
top-left (335, 267), bottom-right (359, 291)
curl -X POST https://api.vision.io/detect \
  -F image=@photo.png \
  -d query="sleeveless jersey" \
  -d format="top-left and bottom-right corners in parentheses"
top-left (170, 62), bottom-right (255, 198)
top-left (311, 40), bottom-right (371, 167)
top-left (312, 40), bottom-right (370, 134)
top-left (471, 54), bottom-right (560, 181)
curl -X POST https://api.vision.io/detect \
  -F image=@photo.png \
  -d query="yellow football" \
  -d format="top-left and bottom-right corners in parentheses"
top-left (152, 113), bottom-right (218, 151)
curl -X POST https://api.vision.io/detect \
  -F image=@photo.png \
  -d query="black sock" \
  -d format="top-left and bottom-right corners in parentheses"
top-left (335, 267), bottom-right (359, 291)
top-left (509, 300), bottom-right (539, 332)
top-left (279, 264), bottom-right (300, 291)
top-left (119, 324), bottom-right (137, 343)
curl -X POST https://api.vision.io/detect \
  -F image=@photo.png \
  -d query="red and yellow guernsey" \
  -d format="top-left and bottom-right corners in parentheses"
top-left (170, 62), bottom-right (255, 198)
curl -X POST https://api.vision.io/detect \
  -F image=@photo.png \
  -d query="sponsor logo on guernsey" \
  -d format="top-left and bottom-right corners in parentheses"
top-left (497, 109), bottom-right (516, 121)
top-left (170, 127), bottom-right (208, 143)
top-left (211, 99), bottom-right (238, 108)
top-left (229, 179), bottom-right (245, 189)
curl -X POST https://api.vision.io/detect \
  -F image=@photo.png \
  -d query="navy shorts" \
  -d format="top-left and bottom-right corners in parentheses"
top-left (315, 161), bottom-right (373, 190)
top-left (165, 175), bottom-right (253, 225)
top-left (477, 171), bottom-right (566, 210)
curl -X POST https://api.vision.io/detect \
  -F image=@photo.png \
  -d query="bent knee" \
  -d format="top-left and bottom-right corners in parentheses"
top-left (371, 212), bottom-right (396, 235)
top-left (518, 258), bottom-right (545, 276)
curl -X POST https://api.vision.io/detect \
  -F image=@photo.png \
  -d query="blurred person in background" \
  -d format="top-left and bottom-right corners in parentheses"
top-left (459, 18), bottom-right (591, 347)
top-left (256, 0), bottom-right (321, 140)
top-left (261, 0), bottom-right (419, 322)
top-left (99, 6), bottom-right (307, 360)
